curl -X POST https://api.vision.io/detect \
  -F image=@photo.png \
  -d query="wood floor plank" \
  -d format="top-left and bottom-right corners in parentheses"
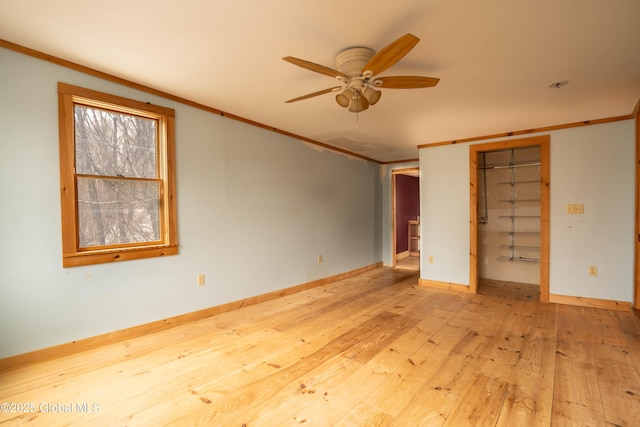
top-left (353, 292), bottom-right (467, 412)
top-left (496, 299), bottom-right (557, 426)
top-left (592, 342), bottom-right (640, 426)
top-left (612, 309), bottom-right (640, 369)
top-left (169, 311), bottom-right (412, 425)
top-left (553, 304), bottom-right (607, 426)
top-left (1, 267), bottom-right (640, 426)
top-left (260, 292), bottom-right (468, 425)
top-left (234, 288), bottom-right (437, 427)
top-left (401, 281), bottom-right (529, 425)
top-left (443, 373), bottom-right (510, 426)
top-left (113, 276), bottom-right (420, 426)
top-left (335, 401), bottom-right (394, 426)
top-left (390, 327), bottom-right (495, 425)
top-left (2, 328), bottom-right (300, 426)
top-left (224, 355), bottom-right (363, 425)
top-left (552, 340), bottom-right (606, 426)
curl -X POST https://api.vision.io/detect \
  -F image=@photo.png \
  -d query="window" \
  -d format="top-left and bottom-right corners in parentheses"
top-left (58, 82), bottom-right (177, 267)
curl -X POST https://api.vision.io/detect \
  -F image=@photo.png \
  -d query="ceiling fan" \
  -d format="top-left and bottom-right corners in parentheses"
top-left (283, 33), bottom-right (439, 113)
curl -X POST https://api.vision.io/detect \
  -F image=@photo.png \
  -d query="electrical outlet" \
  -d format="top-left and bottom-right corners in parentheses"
top-left (317, 255), bottom-right (323, 263)
top-left (588, 266), bottom-right (597, 277)
top-left (197, 274), bottom-right (205, 286)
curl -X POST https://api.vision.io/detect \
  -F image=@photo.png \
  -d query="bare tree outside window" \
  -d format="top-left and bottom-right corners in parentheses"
top-left (74, 106), bottom-right (160, 248)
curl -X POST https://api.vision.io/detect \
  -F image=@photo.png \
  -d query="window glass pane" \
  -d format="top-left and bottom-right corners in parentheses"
top-left (75, 105), bottom-right (157, 178)
top-left (77, 177), bottom-right (160, 247)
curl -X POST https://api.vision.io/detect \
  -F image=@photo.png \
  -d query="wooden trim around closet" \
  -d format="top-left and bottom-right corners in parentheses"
top-left (468, 135), bottom-right (550, 301)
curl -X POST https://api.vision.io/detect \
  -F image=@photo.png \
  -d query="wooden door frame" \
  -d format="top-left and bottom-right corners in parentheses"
top-left (469, 135), bottom-right (550, 301)
top-left (392, 167), bottom-right (420, 267)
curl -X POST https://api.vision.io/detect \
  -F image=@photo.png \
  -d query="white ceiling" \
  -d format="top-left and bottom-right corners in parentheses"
top-left (1, 0), bottom-right (639, 163)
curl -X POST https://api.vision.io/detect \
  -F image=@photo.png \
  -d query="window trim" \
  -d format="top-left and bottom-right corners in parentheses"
top-left (58, 82), bottom-right (178, 267)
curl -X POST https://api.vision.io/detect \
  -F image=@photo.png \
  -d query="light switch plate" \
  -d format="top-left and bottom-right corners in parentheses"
top-left (566, 204), bottom-right (584, 214)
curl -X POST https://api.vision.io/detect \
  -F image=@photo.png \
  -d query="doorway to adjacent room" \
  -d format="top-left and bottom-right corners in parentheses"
top-left (392, 168), bottom-right (420, 270)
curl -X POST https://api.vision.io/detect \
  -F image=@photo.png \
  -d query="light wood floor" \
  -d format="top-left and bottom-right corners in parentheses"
top-left (394, 254), bottom-right (419, 270)
top-left (2, 267), bottom-right (640, 426)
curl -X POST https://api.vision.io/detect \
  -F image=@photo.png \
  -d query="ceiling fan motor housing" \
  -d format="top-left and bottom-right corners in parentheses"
top-left (335, 47), bottom-right (375, 77)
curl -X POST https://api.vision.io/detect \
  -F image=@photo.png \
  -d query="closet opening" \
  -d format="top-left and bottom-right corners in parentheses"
top-left (469, 136), bottom-right (550, 301)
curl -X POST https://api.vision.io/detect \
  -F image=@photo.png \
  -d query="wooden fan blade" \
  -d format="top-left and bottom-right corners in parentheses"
top-left (285, 86), bottom-right (342, 103)
top-left (283, 56), bottom-right (347, 79)
top-left (362, 33), bottom-right (420, 76)
top-left (376, 76), bottom-right (440, 89)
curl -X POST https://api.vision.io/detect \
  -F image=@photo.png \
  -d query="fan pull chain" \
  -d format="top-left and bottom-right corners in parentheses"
top-left (355, 93), bottom-right (361, 128)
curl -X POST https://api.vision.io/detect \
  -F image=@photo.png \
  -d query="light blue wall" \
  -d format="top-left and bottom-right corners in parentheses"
top-left (0, 47), bottom-right (383, 358)
top-left (419, 143), bottom-right (471, 284)
top-left (419, 120), bottom-right (636, 302)
top-left (548, 123), bottom-right (635, 301)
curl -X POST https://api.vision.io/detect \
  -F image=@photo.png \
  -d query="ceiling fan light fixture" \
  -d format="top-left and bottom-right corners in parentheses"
top-left (349, 94), bottom-right (369, 113)
top-left (363, 87), bottom-right (381, 105)
top-left (335, 88), bottom-right (353, 108)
